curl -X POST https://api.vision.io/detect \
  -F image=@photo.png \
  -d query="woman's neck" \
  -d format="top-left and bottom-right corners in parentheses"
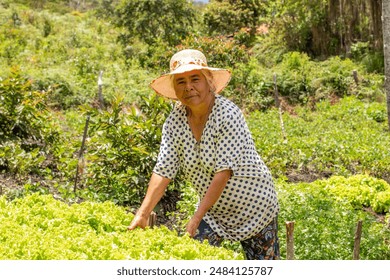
top-left (187, 94), bottom-right (215, 120)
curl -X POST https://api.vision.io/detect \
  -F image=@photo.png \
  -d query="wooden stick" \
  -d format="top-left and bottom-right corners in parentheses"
top-left (286, 221), bottom-right (295, 260)
top-left (352, 70), bottom-right (359, 85)
top-left (148, 211), bottom-right (157, 228)
top-left (73, 115), bottom-right (90, 193)
top-left (353, 220), bottom-right (363, 260)
top-left (97, 70), bottom-right (104, 109)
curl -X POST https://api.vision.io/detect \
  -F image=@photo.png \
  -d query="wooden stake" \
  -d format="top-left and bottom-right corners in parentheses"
top-left (97, 70), bottom-right (104, 109)
top-left (353, 220), bottom-right (363, 260)
top-left (352, 70), bottom-right (359, 85)
top-left (148, 211), bottom-right (157, 228)
top-left (73, 115), bottom-right (90, 193)
top-left (286, 221), bottom-right (295, 260)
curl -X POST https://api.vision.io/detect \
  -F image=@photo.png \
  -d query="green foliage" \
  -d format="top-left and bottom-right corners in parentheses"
top-left (0, 3), bottom-right (149, 109)
top-left (179, 35), bottom-right (249, 69)
top-left (129, 34), bottom-right (249, 77)
top-left (277, 176), bottom-right (390, 260)
top-left (0, 193), bottom-right (242, 260)
top-left (0, 67), bottom-right (46, 142)
top-left (115, 0), bottom-right (196, 47)
top-left (77, 94), bottom-right (173, 205)
top-left (350, 42), bottom-right (384, 74)
top-left (317, 175), bottom-right (390, 213)
top-left (0, 141), bottom-right (47, 176)
top-left (1, 178), bottom-right (389, 260)
top-left (264, 0), bottom-right (381, 59)
top-left (0, 0), bottom-right (389, 262)
top-left (0, 67), bottom-right (61, 176)
top-left (232, 51), bottom-right (384, 111)
top-left (248, 96), bottom-right (390, 180)
top-left (203, 0), bottom-right (266, 46)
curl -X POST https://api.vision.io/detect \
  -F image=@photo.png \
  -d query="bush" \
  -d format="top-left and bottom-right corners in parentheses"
top-left (0, 68), bottom-right (61, 176)
top-left (76, 94), bottom-right (173, 206)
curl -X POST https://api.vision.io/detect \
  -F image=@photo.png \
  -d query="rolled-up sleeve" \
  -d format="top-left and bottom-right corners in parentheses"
top-left (214, 110), bottom-right (246, 174)
top-left (153, 118), bottom-right (180, 180)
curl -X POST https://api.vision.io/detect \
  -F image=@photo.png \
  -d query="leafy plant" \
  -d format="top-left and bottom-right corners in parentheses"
top-left (0, 193), bottom-right (243, 260)
top-left (77, 94), bottom-right (173, 206)
top-left (317, 175), bottom-right (390, 213)
top-left (0, 67), bottom-right (60, 176)
top-left (115, 0), bottom-right (196, 47)
top-left (248, 96), bottom-right (390, 181)
top-left (277, 175), bottom-right (390, 260)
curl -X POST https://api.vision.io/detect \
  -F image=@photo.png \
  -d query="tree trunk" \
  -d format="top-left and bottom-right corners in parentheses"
top-left (371, 0), bottom-right (383, 50)
top-left (383, 0), bottom-right (390, 131)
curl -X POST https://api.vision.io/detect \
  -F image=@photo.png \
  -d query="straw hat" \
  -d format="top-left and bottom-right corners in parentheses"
top-left (150, 49), bottom-right (231, 99)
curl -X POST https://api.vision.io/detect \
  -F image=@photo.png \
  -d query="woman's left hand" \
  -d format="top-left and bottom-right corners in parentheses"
top-left (186, 216), bottom-right (202, 237)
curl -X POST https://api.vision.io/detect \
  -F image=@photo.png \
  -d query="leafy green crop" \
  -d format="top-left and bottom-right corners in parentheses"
top-left (0, 193), bottom-right (243, 260)
top-left (1, 175), bottom-right (389, 260)
top-left (277, 175), bottom-right (390, 260)
top-left (317, 175), bottom-right (390, 213)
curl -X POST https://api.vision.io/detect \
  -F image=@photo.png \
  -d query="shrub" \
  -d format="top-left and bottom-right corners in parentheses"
top-left (76, 94), bottom-right (173, 206)
top-left (0, 68), bottom-right (61, 175)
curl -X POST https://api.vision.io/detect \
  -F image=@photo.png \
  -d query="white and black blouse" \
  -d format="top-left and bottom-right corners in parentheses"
top-left (153, 95), bottom-right (279, 241)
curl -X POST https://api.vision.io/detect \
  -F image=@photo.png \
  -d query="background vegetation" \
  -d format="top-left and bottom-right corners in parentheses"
top-left (0, 0), bottom-right (389, 259)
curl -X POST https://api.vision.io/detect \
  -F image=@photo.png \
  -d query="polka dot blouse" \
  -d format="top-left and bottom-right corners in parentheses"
top-left (153, 95), bottom-right (279, 241)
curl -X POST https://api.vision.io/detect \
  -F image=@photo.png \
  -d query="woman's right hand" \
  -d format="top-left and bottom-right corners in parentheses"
top-left (127, 214), bottom-right (148, 230)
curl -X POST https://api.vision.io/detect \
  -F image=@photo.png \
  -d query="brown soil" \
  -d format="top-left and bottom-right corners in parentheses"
top-left (285, 169), bottom-right (333, 183)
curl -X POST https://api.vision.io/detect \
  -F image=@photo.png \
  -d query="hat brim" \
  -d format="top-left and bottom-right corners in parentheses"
top-left (150, 64), bottom-right (231, 100)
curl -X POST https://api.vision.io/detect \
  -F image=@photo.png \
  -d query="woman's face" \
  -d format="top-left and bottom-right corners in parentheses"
top-left (173, 70), bottom-right (211, 108)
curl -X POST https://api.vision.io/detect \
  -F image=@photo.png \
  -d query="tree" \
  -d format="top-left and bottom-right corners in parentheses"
top-left (115, 0), bottom-right (196, 47)
top-left (268, 0), bottom-right (383, 57)
top-left (203, 0), bottom-right (266, 45)
top-left (383, 0), bottom-right (390, 130)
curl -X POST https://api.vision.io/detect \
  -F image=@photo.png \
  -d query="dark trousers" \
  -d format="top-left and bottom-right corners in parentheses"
top-left (194, 217), bottom-right (280, 260)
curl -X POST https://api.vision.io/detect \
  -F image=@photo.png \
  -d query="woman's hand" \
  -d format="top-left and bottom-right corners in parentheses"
top-left (127, 173), bottom-right (171, 231)
top-left (185, 170), bottom-right (231, 237)
top-left (127, 214), bottom-right (148, 230)
top-left (186, 215), bottom-right (202, 237)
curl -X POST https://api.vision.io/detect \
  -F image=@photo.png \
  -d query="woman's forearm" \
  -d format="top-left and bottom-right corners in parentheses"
top-left (136, 173), bottom-right (171, 218)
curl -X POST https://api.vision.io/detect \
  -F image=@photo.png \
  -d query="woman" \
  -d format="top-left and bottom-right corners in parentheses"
top-left (128, 49), bottom-right (280, 260)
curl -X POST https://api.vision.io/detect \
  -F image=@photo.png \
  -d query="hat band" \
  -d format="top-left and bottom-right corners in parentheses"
top-left (170, 57), bottom-right (207, 72)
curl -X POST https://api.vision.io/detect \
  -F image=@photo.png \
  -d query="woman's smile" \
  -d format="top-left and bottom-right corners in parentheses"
top-left (183, 93), bottom-right (198, 99)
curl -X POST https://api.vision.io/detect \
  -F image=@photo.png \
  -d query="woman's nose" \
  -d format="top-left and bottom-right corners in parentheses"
top-left (184, 82), bottom-right (193, 91)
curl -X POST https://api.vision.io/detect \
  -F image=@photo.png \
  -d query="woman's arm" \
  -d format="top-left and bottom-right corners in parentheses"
top-left (186, 169), bottom-right (231, 236)
top-left (128, 173), bottom-right (171, 230)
